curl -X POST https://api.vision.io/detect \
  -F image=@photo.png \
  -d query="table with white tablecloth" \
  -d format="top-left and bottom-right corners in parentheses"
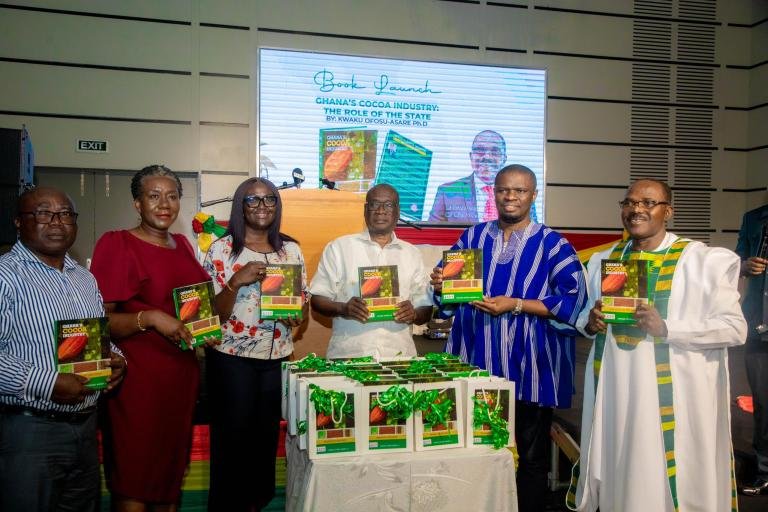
top-left (285, 435), bottom-right (518, 512)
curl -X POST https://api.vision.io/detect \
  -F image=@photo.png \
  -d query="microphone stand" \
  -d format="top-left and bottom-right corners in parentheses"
top-left (200, 197), bottom-right (232, 207)
top-left (398, 216), bottom-right (423, 230)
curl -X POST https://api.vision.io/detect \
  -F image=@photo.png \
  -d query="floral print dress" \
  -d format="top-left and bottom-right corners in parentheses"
top-left (203, 235), bottom-right (308, 359)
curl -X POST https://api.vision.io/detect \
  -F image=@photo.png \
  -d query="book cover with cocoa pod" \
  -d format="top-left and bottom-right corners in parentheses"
top-left (260, 264), bottom-right (303, 320)
top-left (600, 259), bottom-right (650, 324)
top-left (358, 265), bottom-right (400, 321)
top-left (319, 128), bottom-right (377, 193)
top-left (54, 316), bottom-right (111, 389)
top-left (172, 281), bottom-right (222, 349)
top-left (440, 248), bottom-right (483, 304)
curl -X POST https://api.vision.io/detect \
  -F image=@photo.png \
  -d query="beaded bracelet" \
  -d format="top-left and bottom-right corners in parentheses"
top-left (512, 298), bottom-right (523, 315)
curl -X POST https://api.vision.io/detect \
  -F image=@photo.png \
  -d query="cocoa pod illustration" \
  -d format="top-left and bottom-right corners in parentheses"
top-left (601, 273), bottom-right (627, 294)
top-left (58, 334), bottom-right (88, 362)
top-left (261, 275), bottom-right (284, 294)
top-left (179, 297), bottom-right (201, 321)
top-left (442, 260), bottom-right (465, 279)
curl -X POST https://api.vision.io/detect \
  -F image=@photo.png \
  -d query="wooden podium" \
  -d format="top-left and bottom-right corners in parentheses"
top-left (279, 188), bottom-right (366, 358)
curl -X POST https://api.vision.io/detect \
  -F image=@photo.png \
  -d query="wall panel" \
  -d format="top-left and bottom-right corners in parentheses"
top-left (0, 62), bottom-right (192, 121)
top-left (0, 9), bottom-right (192, 70)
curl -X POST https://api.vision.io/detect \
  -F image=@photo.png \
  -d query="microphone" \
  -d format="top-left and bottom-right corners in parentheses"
top-left (276, 168), bottom-right (307, 190)
top-left (320, 178), bottom-right (338, 191)
top-left (292, 168), bottom-right (305, 188)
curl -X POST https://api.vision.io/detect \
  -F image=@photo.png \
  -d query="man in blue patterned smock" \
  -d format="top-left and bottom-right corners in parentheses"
top-left (0, 186), bottom-right (125, 512)
top-left (570, 179), bottom-right (746, 512)
top-left (430, 164), bottom-right (587, 512)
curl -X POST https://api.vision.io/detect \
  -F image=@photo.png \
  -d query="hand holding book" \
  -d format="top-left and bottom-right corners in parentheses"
top-left (633, 303), bottom-right (667, 338)
top-left (585, 300), bottom-right (607, 336)
top-left (51, 373), bottom-right (95, 404)
top-left (341, 296), bottom-right (370, 323)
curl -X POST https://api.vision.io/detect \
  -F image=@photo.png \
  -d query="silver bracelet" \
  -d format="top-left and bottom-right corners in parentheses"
top-left (512, 298), bottom-right (523, 315)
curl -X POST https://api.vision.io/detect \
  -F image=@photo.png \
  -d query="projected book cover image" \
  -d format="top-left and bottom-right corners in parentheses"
top-left (319, 127), bottom-right (377, 193)
top-left (54, 316), bottom-right (111, 390)
top-left (600, 259), bottom-right (651, 324)
top-left (374, 130), bottom-right (433, 222)
top-left (441, 249), bottom-right (483, 303)
top-left (260, 264), bottom-right (303, 319)
top-left (358, 265), bottom-right (400, 321)
top-left (172, 281), bottom-right (222, 349)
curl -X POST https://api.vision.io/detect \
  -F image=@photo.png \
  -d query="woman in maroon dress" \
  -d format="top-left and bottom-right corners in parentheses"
top-left (90, 165), bottom-right (212, 512)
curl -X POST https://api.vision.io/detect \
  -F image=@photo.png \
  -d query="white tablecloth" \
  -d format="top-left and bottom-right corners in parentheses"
top-left (285, 435), bottom-right (518, 512)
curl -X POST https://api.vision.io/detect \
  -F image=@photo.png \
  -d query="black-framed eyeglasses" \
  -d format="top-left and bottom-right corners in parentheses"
top-left (19, 210), bottom-right (79, 225)
top-left (243, 195), bottom-right (277, 208)
top-left (618, 199), bottom-right (670, 210)
top-left (366, 200), bottom-right (397, 212)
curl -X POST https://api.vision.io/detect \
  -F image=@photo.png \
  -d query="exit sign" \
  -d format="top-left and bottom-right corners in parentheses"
top-left (77, 140), bottom-right (109, 153)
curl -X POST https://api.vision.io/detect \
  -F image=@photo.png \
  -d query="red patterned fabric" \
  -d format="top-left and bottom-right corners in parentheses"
top-left (482, 184), bottom-right (497, 222)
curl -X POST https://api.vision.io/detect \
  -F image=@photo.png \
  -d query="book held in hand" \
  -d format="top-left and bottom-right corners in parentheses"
top-left (358, 265), bottom-right (399, 321)
top-left (441, 249), bottom-right (483, 303)
top-left (600, 259), bottom-right (651, 324)
top-left (172, 281), bottom-right (222, 349)
top-left (54, 316), bottom-right (112, 390)
top-left (260, 264), bottom-right (303, 320)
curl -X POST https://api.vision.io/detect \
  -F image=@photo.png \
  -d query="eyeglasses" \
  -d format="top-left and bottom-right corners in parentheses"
top-left (19, 210), bottom-right (79, 225)
top-left (618, 199), bottom-right (670, 210)
top-left (366, 200), bottom-right (397, 212)
top-left (243, 195), bottom-right (277, 208)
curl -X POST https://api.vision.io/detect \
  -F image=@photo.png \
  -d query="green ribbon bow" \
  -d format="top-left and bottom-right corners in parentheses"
top-left (424, 352), bottom-right (459, 364)
top-left (308, 383), bottom-right (352, 422)
top-left (342, 368), bottom-right (381, 383)
top-left (472, 395), bottom-right (509, 449)
top-left (375, 385), bottom-right (416, 421)
top-left (413, 389), bottom-right (455, 428)
top-left (406, 360), bottom-right (434, 374)
top-left (295, 353), bottom-right (329, 372)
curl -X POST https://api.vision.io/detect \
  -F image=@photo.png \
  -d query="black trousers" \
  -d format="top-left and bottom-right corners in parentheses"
top-left (746, 341), bottom-right (768, 479)
top-left (0, 410), bottom-right (99, 512)
top-left (515, 401), bottom-right (553, 512)
top-left (206, 349), bottom-right (285, 512)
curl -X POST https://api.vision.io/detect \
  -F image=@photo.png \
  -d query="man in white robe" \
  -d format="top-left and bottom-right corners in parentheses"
top-left (569, 179), bottom-right (747, 512)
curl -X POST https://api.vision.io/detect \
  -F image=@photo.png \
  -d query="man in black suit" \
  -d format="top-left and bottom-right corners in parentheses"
top-left (428, 130), bottom-right (507, 223)
top-left (737, 202), bottom-right (768, 496)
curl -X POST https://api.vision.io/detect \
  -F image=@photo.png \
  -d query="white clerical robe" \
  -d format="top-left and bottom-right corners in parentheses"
top-left (572, 232), bottom-right (747, 512)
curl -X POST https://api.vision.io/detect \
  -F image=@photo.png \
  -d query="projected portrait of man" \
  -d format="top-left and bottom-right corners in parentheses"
top-left (428, 130), bottom-right (509, 224)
